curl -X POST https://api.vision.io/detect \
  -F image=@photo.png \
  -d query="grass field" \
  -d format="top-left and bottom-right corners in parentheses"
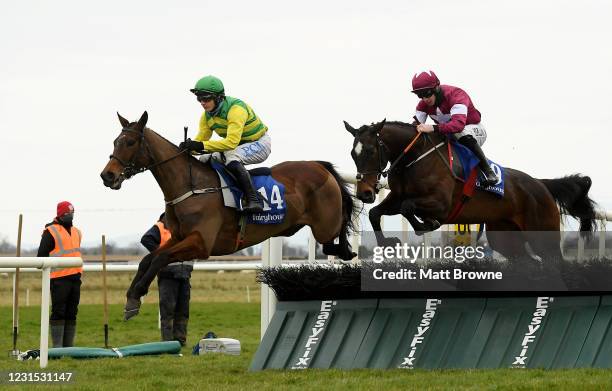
top-left (0, 270), bottom-right (261, 306)
top-left (1, 272), bottom-right (612, 390)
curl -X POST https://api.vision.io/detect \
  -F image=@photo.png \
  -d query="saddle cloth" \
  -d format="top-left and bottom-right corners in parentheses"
top-left (450, 140), bottom-right (505, 197)
top-left (210, 161), bottom-right (287, 224)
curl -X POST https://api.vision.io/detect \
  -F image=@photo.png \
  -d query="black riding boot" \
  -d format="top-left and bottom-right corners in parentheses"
top-left (226, 161), bottom-right (264, 213)
top-left (458, 135), bottom-right (499, 186)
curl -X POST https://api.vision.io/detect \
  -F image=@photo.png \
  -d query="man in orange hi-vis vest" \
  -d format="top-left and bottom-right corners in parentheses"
top-left (141, 213), bottom-right (193, 346)
top-left (37, 201), bottom-right (82, 348)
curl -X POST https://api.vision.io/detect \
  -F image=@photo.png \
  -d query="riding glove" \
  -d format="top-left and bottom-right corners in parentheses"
top-left (179, 139), bottom-right (205, 153)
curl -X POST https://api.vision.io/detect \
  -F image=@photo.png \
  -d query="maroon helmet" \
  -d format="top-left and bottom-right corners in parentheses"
top-left (411, 70), bottom-right (440, 92)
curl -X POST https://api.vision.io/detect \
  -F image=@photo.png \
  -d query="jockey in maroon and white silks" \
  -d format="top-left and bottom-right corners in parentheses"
top-left (411, 70), bottom-right (499, 186)
top-left (414, 85), bottom-right (482, 135)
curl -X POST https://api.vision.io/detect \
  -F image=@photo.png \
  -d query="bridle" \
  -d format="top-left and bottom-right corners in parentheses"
top-left (109, 127), bottom-right (186, 180)
top-left (108, 126), bottom-right (227, 206)
top-left (355, 138), bottom-right (389, 193)
top-left (354, 129), bottom-right (448, 193)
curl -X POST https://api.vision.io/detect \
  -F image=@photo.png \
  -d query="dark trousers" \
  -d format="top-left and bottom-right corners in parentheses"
top-left (50, 275), bottom-right (81, 321)
top-left (158, 276), bottom-right (191, 345)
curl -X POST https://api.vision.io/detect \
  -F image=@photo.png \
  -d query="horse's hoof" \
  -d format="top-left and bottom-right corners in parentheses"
top-left (339, 251), bottom-right (357, 262)
top-left (124, 297), bottom-right (141, 321)
top-left (427, 219), bottom-right (441, 231)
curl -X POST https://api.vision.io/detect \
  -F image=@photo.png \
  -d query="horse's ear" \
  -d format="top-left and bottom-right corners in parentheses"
top-left (374, 118), bottom-right (386, 134)
top-left (135, 111), bottom-right (148, 132)
top-left (343, 121), bottom-right (357, 136)
top-left (117, 112), bottom-right (130, 128)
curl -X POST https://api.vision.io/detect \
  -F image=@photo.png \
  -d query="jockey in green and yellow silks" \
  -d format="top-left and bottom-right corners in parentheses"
top-left (179, 75), bottom-right (271, 213)
top-left (195, 95), bottom-right (267, 152)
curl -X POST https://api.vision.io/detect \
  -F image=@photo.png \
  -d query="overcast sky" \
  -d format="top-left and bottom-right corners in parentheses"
top-left (1, 0), bottom-right (610, 248)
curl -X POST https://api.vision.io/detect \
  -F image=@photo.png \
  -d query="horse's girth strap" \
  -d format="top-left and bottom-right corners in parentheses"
top-left (165, 186), bottom-right (226, 206)
top-left (234, 215), bottom-right (247, 252)
top-left (445, 167), bottom-right (478, 223)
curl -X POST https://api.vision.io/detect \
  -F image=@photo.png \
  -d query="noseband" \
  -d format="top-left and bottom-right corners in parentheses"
top-left (355, 139), bottom-right (389, 193)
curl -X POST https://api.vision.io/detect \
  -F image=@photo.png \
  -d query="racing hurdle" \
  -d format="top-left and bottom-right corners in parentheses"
top-left (0, 257), bottom-right (83, 368)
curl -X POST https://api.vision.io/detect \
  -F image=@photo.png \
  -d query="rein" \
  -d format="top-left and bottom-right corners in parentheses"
top-left (110, 127), bottom-right (226, 205)
top-left (109, 128), bottom-right (187, 179)
top-left (355, 127), bottom-right (457, 192)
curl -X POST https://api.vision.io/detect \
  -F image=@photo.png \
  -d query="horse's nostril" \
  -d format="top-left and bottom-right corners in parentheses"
top-left (101, 171), bottom-right (115, 182)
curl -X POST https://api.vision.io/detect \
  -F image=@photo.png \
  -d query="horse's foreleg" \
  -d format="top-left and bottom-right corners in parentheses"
top-left (126, 252), bottom-right (155, 300)
top-left (124, 233), bottom-right (208, 321)
top-left (368, 193), bottom-right (402, 247)
top-left (402, 193), bottom-right (452, 234)
top-left (135, 233), bottom-right (207, 297)
top-left (401, 199), bottom-right (441, 235)
top-left (401, 200), bottom-right (427, 233)
top-left (126, 238), bottom-right (178, 298)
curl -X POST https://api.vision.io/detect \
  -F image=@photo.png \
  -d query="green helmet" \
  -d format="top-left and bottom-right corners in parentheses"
top-left (190, 75), bottom-right (225, 96)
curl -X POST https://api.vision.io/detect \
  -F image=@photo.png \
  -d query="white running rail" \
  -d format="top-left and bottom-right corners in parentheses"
top-left (0, 257), bottom-right (82, 369)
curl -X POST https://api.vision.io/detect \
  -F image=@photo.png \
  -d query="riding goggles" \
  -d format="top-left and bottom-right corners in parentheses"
top-left (413, 88), bottom-right (436, 99)
top-left (196, 94), bottom-right (216, 102)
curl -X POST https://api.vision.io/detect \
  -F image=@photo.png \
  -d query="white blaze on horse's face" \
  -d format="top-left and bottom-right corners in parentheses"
top-left (353, 141), bottom-right (363, 157)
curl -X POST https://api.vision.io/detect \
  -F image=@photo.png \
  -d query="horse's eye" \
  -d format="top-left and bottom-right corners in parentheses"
top-left (127, 139), bottom-right (136, 147)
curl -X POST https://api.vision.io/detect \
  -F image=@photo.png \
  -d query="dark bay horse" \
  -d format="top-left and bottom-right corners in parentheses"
top-left (101, 112), bottom-right (356, 319)
top-left (344, 120), bottom-right (597, 260)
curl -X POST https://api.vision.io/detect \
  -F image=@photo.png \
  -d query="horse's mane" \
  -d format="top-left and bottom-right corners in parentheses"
top-left (371, 120), bottom-right (446, 147)
top-left (143, 126), bottom-right (177, 147)
top-left (385, 120), bottom-right (415, 128)
top-left (143, 126), bottom-right (209, 167)
top-left (366, 120), bottom-right (416, 131)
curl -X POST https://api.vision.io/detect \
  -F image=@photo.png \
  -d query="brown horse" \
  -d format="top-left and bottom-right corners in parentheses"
top-left (101, 112), bottom-right (356, 319)
top-left (344, 120), bottom-right (597, 261)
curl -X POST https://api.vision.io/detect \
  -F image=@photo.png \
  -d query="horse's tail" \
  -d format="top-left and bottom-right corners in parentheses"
top-left (316, 161), bottom-right (357, 234)
top-left (539, 174), bottom-right (597, 233)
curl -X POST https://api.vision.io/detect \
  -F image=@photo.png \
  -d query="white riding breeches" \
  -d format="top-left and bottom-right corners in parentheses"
top-left (199, 133), bottom-right (272, 166)
top-left (452, 123), bottom-right (487, 146)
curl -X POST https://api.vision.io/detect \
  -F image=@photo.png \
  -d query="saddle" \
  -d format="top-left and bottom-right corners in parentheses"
top-left (210, 161), bottom-right (286, 225)
top-left (448, 140), bottom-right (505, 197)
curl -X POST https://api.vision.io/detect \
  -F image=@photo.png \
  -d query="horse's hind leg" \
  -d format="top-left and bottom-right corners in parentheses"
top-left (485, 222), bottom-right (530, 260)
top-left (525, 231), bottom-right (563, 263)
top-left (321, 224), bottom-right (355, 261)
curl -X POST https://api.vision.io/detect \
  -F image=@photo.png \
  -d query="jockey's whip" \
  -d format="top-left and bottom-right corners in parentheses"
top-left (185, 127), bottom-right (195, 192)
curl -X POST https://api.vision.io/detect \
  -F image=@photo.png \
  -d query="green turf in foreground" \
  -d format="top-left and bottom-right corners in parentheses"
top-left (1, 303), bottom-right (612, 391)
